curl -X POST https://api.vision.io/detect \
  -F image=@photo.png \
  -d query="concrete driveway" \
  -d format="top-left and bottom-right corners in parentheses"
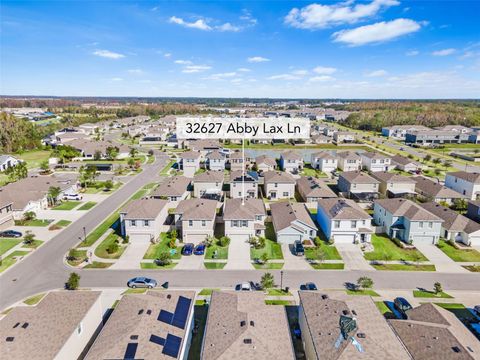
top-left (110, 238), bottom-right (151, 270)
top-left (415, 243), bottom-right (468, 273)
top-left (336, 243), bottom-right (374, 271)
top-left (176, 254), bottom-right (205, 270)
top-left (282, 244), bottom-right (311, 270)
top-left (224, 238), bottom-right (253, 270)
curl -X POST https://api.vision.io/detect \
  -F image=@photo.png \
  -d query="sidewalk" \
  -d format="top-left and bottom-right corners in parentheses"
top-left (415, 243), bottom-right (468, 273)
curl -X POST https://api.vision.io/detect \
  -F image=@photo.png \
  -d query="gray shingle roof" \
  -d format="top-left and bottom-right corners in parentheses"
top-left (194, 170), bottom-right (224, 183)
top-left (413, 176), bottom-right (465, 199)
top-left (180, 151), bottom-right (201, 160)
top-left (370, 171), bottom-right (416, 184)
top-left (270, 201), bottom-right (316, 231)
top-left (223, 198), bottom-right (266, 220)
top-left (296, 176), bottom-right (337, 199)
top-left (447, 171), bottom-right (480, 184)
top-left (375, 198), bottom-right (443, 221)
top-left (420, 202), bottom-right (480, 233)
top-left (339, 171), bottom-right (380, 184)
top-left (121, 198), bottom-right (168, 219)
top-left (318, 198), bottom-right (371, 220)
top-left (151, 176), bottom-right (192, 197)
top-left (263, 171), bottom-right (295, 184)
top-left (175, 198), bottom-right (217, 220)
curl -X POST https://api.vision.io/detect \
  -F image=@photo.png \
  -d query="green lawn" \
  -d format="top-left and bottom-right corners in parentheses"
top-left (94, 233), bottom-right (126, 259)
top-left (266, 288), bottom-right (292, 296)
top-left (265, 222), bottom-right (276, 241)
top-left (364, 234), bottom-right (428, 262)
top-left (413, 290), bottom-right (453, 298)
top-left (205, 243), bottom-right (229, 260)
top-left (140, 262), bottom-right (177, 269)
top-left (250, 239), bottom-right (283, 260)
top-left (0, 251), bottom-right (29, 273)
top-left (204, 262), bottom-right (226, 269)
top-left (305, 242), bottom-right (342, 261)
top-left (434, 303), bottom-right (478, 322)
top-left (55, 219), bottom-right (72, 227)
top-left (0, 238), bottom-right (21, 256)
top-left (436, 240), bottom-right (480, 262)
top-left (463, 265), bottom-right (480, 272)
top-left (143, 233), bottom-right (181, 260)
top-left (187, 305), bottom-right (208, 360)
top-left (375, 301), bottom-right (396, 319)
top-left (84, 261), bottom-right (113, 269)
top-left (301, 165), bottom-right (328, 178)
top-left (16, 150), bottom-right (51, 169)
top-left (79, 213), bottom-right (119, 247)
top-left (78, 201), bottom-right (97, 211)
top-left (24, 293), bottom-right (46, 305)
top-left (372, 264), bottom-right (436, 271)
top-left (310, 263), bottom-right (345, 270)
top-left (265, 300), bottom-right (294, 305)
top-left (66, 249), bottom-right (87, 266)
top-left (160, 160), bottom-right (176, 175)
top-left (198, 288), bottom-right (219, 296)
top-left (122, 288), bottom-right (147, 294)
top-left (22, 240), bottom-right (43, 249)
top-left (53, 201), bottom-right (82, 210)
top-left (253, 262), bottom-right (284, 269)
top-left (346, 289), bottom-right (380, 297)
top-left (14, 219), bottom-right (52, 227)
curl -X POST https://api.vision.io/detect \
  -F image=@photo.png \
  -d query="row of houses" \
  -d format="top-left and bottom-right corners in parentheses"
top-left (2, 289), bottom-right (478, 360)
top-left (382, 124), bottom-right (480, 144)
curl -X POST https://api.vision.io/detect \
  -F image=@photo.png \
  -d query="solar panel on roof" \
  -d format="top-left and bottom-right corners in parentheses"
top-left (162, 334), bottom-right (182, 358)
top-left (150, 334), bottom-right (165, 346)
top-left (172, 296), bottom-right (191, 329)
top-left (158, 310), bottom-right (174, 324)
top-left (124, 343), bottom-right (138, 360)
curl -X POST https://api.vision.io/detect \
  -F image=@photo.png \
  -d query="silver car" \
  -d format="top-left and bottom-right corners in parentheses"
top-left (127, 277), bottom-right (157, 289)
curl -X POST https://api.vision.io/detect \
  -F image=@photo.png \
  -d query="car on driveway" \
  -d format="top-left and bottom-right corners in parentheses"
top-left (394, 297), bottom-right (413, 318)
top-left (127, 277), bottom-right (157, 289)
top-left (63, 193), bottom-right (83, 200)
top-left (181, 243), bottom-right (194, 256)
top-left (300, 282), bottom-right (318, 291)
top-left (293, 240), bottom-right (305, 256)
top-left (0, 230), bottom-right (23, 238)
top-left (194, 243), bottom-right (206, 255)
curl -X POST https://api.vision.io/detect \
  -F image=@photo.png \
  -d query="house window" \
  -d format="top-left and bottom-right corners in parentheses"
top-left (274, 183), bottom-right (278, 188)
top-left (144, 220), bottom-right (149, 226)
top-left (255, 215), bottom-right (262, 221)
top-left (189, 220), bottom-right (193, 227)
top-left (351, 221), bottom-right (357, 228)
top-left (334, 221), bottom-right (340, 228)
top-left (362, 220), bottom-right (366, 225)
top-left (283, 192), bottom-right (289, 197)
top-left (242, 220), bottom-right (248, 227)
top-left (171, 196), bottom-right (177, 201)
top-left (233, 220), bottom-right (238, 227)
top-left (428, 222), bottom-right (433, 228)
top-left (202, 220), bottom-right (206, 227)
top-left (131, 220), bottom-right (136, 227)
top-left (419, 222), bottom-right (423, 228)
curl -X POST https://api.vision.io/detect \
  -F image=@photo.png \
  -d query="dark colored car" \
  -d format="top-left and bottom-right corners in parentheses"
top-left (182, 243), bottom-right (194, 256)
top-left (127, 277), bottom-right (157, 289)
top-left (194, 244), bottom-right (206, 255)
top-left (293, 240), bottom-right (305, 256)
top-left (394, 297), bottom-right (413, 317)
top-left (0, 230), bottom-right (23, 238)
top-left (300, 282), bottom-right (318, 291)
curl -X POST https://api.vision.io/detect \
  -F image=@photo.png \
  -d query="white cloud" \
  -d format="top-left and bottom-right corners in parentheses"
top-left (268, 74), bottom-right (302, 81)
top-left (292, 69), bottom-right (308, 76)
top-left (237, 67), bottom-right (251, 72)
top-left (216, 22), bottom-right (241, 32)
top-left (432, 48), bottom-right (456, 56)
top-left (128, 69), bottom-right (144, 75)
top-left (247, 56), bottom-right (270, 63)
top-left (309, 75), bottom-right (335, 82)
top-left (169, 16), bottom-right (212, 31)
top-left (175, 60), bottom-right (193, 65)
top-left (285, 0), bottom-right (399, 29)
top-left (240, 9), bottom-right (257, 25)
top-left (313, 66), bottom-right (337, 75)
top-left (182, 65), bottom-right (212, 73)
top-left (164, 53), bottom-right (172, 58)
top-left (110, 77), bottom-right (123, 81)
top-left (204, 72), bottom-right (237, 80)
top-left (332, 18), bottom-right (422, 46)
top-left (406, 50), bottom-right (419, 56)
top-left (93, 49), bottom-right (125, 59)
top-left (365, 69), bottom-right (388, 77)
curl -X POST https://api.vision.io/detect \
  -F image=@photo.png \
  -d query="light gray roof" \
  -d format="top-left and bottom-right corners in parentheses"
top-left (180, 151), bottom-right (201, 160)
top-left (370, 171), bottom-right (416, 184)
top-left (223, 198), bottom-right (266, 220)
top-left (312, 151), bottom-right (335, 160)
top-left (68, 138), bottom-right (130, 154)
top-left (420, 202), bottom-right (480, 233)
top-left (281, 150), bottom-right (302, 161)
top-left (375, 198), bottom-right (443, 221)
top-left (255, 155), bottom-right (277, 167)
top-left (296, 176), bottom-right (337, 199)
top-left (318, 198), bottom-right (371, 220)
top-left (339, 171), bottom-right (380, 184)
top-left (270, 201), bottom-right (316, 231)
top-left (86, 291), bottom-right (195, 360)
top-left (206, 150), bottom-right (225, 160)
top-left (151, 176), bottom-right (191, 197)
top-left (194, 170), bottom-right (224, 183)
top-left (413, 176), bottom-right (465, 199)
top-left (263, 170), bottom-right (295, 184)
top-left (121, 198), bottom-right (168, 219)
top-left (201, 291), bottom-right (295, 360)
top-left (391, 154), bottom-right (420, 167)
top-left (447, 171), bottom-right (480, 184)
top-left (0, 291), bottom-right (101, 360)
top-left (229, 151), bottom-right (244, 160)
top-left (0, 154), bottom-right (18, 163)
top-left (360, 151), bottom-right (390, 160)
top-left (336, 151), bottom-right (361, 160)
top-left (175, 198), bottom-right (217, 220)
top-left (189, 139), bottom-right (221, 151)
top-left (299, 291), bottom-right (410, 360)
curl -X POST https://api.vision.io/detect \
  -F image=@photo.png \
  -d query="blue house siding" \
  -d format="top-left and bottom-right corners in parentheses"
top-left (316, 206), bottom-right (332, 239)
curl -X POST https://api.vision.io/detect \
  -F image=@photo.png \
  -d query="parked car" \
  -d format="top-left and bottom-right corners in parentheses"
top-left (127, 277), bottom-right (157, 289)
top-left (394, 297), bottom-right (413, 317)
top-left (239, 282), bottom-right (252, 291)
top-left (63, 193), bottom-right (83, 200)
top-left (300, 282), bottom-right (318, 291)
top-left (293, 240), bottom-right (305, 256)
top-left (181, 243), bottom-right (194, 256)
top-left (194, 243), bottom-right (206, 255)
top-left (0, 230), bottom-right (23, 238)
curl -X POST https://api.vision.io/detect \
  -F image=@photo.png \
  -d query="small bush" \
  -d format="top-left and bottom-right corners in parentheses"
top-left (156, 252), bottom-right (172, 266)
top-left (218, 236), bottom-right (230, 247)
top-left (66, 272), bottom-right (80, 290)
top-left (168, 239), bottom-right (176, 249)
top-left (106, 242), bottom-right (119, 254)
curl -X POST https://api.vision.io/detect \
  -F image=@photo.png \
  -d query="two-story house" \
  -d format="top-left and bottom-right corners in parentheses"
top-left (445, 172), bottom-right (480, 201)
top-left (223, 198), bottom-right (266, 241)
top-left (270, 202), bottom-right (317, 244)
top-left (229, 170), bottom-right (259, 199)
top-left (371, 172), bottom-right (417, 198)
top-left (333, 131), bottom-right (356, 144)
top-left (119, 198), bottom-right (169, 242)
top-left (360, 152), bottom-right (392, 172)
top-left (467, 200), bottom-right (480, 222)
top-left (150, 175), bottom-right (191, 204)
top-left (206, 150), bottom-right (226, 171)
top-left (0, 200), bottom-right (14, 231)
top-left (310, 152), bottom-right (337, 174)
top-left (337, 171), bottom-right (380, 201)
top-left (254, 155), bottom-right (277, 172)
top-left (174, 198), bottom-right (217, 243)
top-left (193, 170), bottom-right (224, 200)
top-left (263, 171), bottom-right (296, 200)
top-left (228, 151), bottom-right (245, 171)
top-left (413, 176), bottom-right (465, 205)
top-left (373, 198), bottom-right (443, 244)
top-left (179, 151), bottom-right (201, 177)
top-left (296, 176), bottom-right (337, 209)
top-left (336, 151), bottom-right (362, 172)
top-left (391, 154), bottom-right (422, 173)
top-left (280, 151), bottom-right (303, 173)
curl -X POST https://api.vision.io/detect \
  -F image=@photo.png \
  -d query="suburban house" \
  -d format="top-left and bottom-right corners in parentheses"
top-left (359, 152), bottom-right (392, 172)
top-left (298, 292), bottom-right (410, 360)
top-left (206, 150), bottom-right (226, 171)
top-left (68, 139), bottom-right (130, 159)
top-left (280, 150), bottom-right (303, 173)
top-left (254, 155), bottom-right (277, 172)
top-left (333, 131), bottom-right (356, 144)
top-left (389, 303), bottom-right (480, 359)
top-left (0, 200), bottom-right (14, 230)
top-left (316, 198), bottom-right (373, 244)
top-left (189, 139), bottom-right (222, 157)
top-left (228, 151), bottom-right (245, 171)
top-left (310, 133), bottom-right (330, 144)
top-left (85, 291), bottom-right (195, 360)
top-left (150, 175), bottom-right (191, 204)
top-left (381, 125), bottom-right (430, 140)
top-left (466, 200), bottom-right (480, 222)
top-left (370, 171), bottom-right (417, 198)
top-left (373, 198), bottom-right (443, 244)
top-left (119, 199), bottom-right (169, 242)
top-left (54, 131), bottom-right (89, 144)
top-left (322, 126), bottom-right (337, 137)
top-left (201, 291), bottom-right (295, 360)
top-left (229, 171), bottom-right (259, 199)
top-left (0, 155), bottom-right (20, 172)
top-left (263, 171), bottom-right (296, 200)
top-left (310, 151), bottom-right (337, 174)
top-left (420, 202), bottom-right (480, 246)
top-left (413, 176), bottom-right (465, 205)
top-left (270, 202), bottom-right (317, 244)
top-left (337, 171), bottom-right (380, 201)
top-left (174, 198), bottom-right (217, 243)
top-left (296, 176), bottom-right (337, 209)
top-left (445, 171), bottom-right (480, 200)
top-left (0, 291), bottom-right (103, 360)
top-left (179, 151), bottom-right (201, 177)
top-left (223, 198), bottom-right (266, 240)
top-left (391, 154), bottom-right (422, 173)
top-left (193, 170), bottom-right (224, 200)
top-left (336, 151), bottom-right (362, 172)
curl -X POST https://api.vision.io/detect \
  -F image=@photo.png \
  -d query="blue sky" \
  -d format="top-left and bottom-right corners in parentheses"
top-left (1, 0), bottom-right (480, 98)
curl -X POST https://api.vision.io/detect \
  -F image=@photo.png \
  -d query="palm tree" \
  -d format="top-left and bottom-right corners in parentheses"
top-left (48, 186), bottom-right (62, 206)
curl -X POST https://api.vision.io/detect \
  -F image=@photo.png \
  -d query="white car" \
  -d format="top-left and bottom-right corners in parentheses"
top-left (63, 193), bottom-right (82, 201)
top-left (239, 282), bottom-right (252, 291)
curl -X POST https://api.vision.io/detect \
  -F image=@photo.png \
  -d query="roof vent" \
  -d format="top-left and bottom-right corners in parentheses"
top-left (167, 294), bottom-right (172, 299)
top-left (321, 294), bottom-right (329, 300)
top-left (146, 310), bottom-right (152, 315)
top-left (452, 347), bottom-right (461, 353)
top-left (6, 337), bottom-right (14, 342)
top-left (13, 323), bottom-right (20, 329)
top-left (243, 339), bottom-right (252, 344)
top-left (357, 333), bottom-right (366, 339)
top-left (342, 310), bottom-right (349, 316)
top-left (130, 335), bottom-right (138, 340)
top-left (240, 321), bottom-right (246, 327)
top-left (138, 309), bottom-right (144, 315)
top-left (21, 323), bottom-right (29, 329)
top-left (351, 310), bottom-right (357, 316)
top-left (250, 321), bottom-right (255, 327)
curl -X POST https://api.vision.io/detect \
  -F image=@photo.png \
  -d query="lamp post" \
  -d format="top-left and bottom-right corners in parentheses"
top-left (83, 227), bottom-right (87, 242)
top-left (280, 270), bottom-right (284, 292)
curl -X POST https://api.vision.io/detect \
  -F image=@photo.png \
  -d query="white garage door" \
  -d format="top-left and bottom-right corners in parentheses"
top-left (413, 236), bottom-right (435, 244)
top-left (129, 233), bottom-right (152, 243)
top-left (333, 234), bottom-right (355, 244)
top-left (186, 234), bottom-right (208, 243)
top-left (229, 234), bottom-right (250, 242)
top-left (468, 235), bottom-right (480, 247)
top-left (277, 234), bottom-right (302, 244)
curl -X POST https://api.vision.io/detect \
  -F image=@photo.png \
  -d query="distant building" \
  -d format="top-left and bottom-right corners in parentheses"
top-left (254, 155), bottom-right (277, 172)
top-left (0, 155), bottom-right (20, 172)
top-left (405, 130), bottom-right (470, 145)
top-left (336, 151), bottom-right (362, 172)
top-left (333, 131), bottom-right (356, 144)
top-left (381, 125), bottom-right (430, 140)
top-left (311, 152), bottom-right (337, 174)
top-left (206, 150), bottom-right (226, 171)
top-left (390, 154), bottom-right (422, 173)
